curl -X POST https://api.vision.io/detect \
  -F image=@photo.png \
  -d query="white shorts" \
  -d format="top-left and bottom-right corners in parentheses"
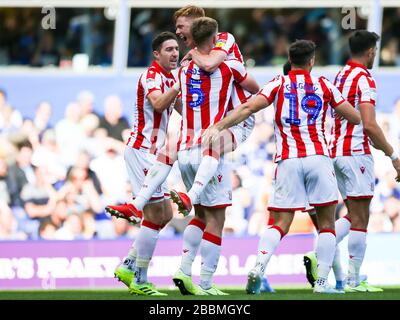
top-left (178, 147), bottom-right (232, 208)
top-left (124, 147), bottom-right (168, 203)
top-left (333, 155), bottom-right (375, 200)
top-left (268, 155), bottom-right (338, 211)
top-left (228, 114), bottom-right (255, 145)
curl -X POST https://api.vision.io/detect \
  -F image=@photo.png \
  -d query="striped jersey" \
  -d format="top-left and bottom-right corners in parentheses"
top-left (227, 82), bottom-right (255, 130)
top-left (213, 32), bottom-right (243, 62)
top-left (177, 59), bottom-right (247, 151)
top-left (329, 60), bottom-right (377, 157)
top-left (127, 61), bottom-right (176, 155)
top-left (214, 32), bottom-right (254, 128)
top-left (258, 69), bottom-right (345, 162)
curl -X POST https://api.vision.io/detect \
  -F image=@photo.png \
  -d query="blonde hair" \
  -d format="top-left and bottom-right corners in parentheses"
top-left (174, 5), bottom-right (205, 22)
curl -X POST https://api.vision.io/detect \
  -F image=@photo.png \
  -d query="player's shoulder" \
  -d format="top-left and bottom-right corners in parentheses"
top-left (217, 31), bottom-right (235, 40)
top-left (144, 65), bottom-right (161, 80)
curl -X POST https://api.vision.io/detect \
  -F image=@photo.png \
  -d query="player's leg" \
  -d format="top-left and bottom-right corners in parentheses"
top-left (246, 210), bottom-right (294, 294)
top-left (335, 155), bottom-right (381, 292)
top-left (305, 155), bottom-right (342, 293)
top-left (247, 158), bottom-right (304, 294)
top-left (197, 207), bottom-right (229, 295)
top-left (171, 131), bottom-right (231, 214)
top-left (129, 199), bottom-right (172, 296)
top-left (133, 144), bottom-right (177, 211)
top-left (106, 144), bottom-right (176, 220)
top-left (173, 206), bottom-right (207, 295)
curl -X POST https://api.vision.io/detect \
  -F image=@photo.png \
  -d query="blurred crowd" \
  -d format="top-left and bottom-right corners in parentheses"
top-left (1, 7), bottom-right (400, 67)
top-left (1, 85), bottom-right (400, 241)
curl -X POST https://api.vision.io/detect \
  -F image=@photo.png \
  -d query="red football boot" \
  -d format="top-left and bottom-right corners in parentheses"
top-left (170, 190), bottom-right (193, 217)
top-left (105, 203), bottom-right (143, 225)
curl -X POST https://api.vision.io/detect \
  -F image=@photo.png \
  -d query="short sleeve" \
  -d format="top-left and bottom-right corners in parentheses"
top-left (212, 32), bottom-right (235, 55)
top-left (321, 77), bottom-right (345, 108)
top-left (358, 75), bottom-right (377, 106)
top-left (257, 75), bottom-right (282, 104)
top-left (225, 59), bottom-right (247, 83)
top-left (144, 68), bottom-right (163, 96)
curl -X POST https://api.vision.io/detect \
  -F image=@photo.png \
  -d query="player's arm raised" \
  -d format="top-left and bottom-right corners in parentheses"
top-left (188, 48), bottom-right (227, 73)
top-left (147, 82), bottom-right (181, 113)
top-left (203, 95), bottom-right (270, 145)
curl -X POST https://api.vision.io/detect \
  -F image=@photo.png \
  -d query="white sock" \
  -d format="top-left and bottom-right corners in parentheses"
top-left (332, 246), bottom-right (345, 282)
top-left (188, 155), bottom-right (219, 204)
top-left (348, 229), bottom-right (367, 286)
top-left (134, 220), bottom-right (161, 284)
top-left (254, 226), bottom-right (283, 275)
top-left (180, 218), bottom-right (205, 276)
top-left (199, 232), bottom-right (222, 290)
top-left (132, 161), bottom-right (172, 211)
top-left (316, 230), bottom-right (336, 280)
top-left (122, 243), bottom-right (137, 270)
top-left (335, 215), bottom-right (351, 244)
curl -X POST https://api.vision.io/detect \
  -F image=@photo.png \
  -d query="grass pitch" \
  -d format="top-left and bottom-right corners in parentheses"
top-left (1, 286), bottom-right (400, 300)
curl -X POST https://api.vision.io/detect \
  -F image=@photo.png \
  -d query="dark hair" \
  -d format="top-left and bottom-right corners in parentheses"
top-left (283, 60), bottom-right (291, 75)
top-left (349, 30), bottom-right (380, 56)
top-left (152, 31), bottom-right (178, 52)
top-left (288, 40), bottom-right (316, 66)
top-left (174, 5), bottom-right (205, 22)
top-left (191, 17), bottom-right (218, 47)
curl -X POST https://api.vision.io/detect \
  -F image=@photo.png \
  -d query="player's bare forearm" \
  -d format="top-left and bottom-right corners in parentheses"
top-left (149, 86), bottom-right (180, 113)
top-left (335, 101), bottom-right (360, 125)
top-left (360, 102), bottom-right (393, 156)
top-left (191, 49), bottom-right (226, 73)
top-left (215, 103), bottom-right (253, 131)
top-left (240, 74), bottom-right (260, 94)
top-left (364, 123), bottom-right (394, 156)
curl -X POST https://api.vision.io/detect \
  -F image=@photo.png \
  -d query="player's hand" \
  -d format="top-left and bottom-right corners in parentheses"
top-left (180, 50), bottom-right (193, 66)
top-left (392, 158), bottom-right (400, 182)
top-left (202, 126), bottom-right (221, 146)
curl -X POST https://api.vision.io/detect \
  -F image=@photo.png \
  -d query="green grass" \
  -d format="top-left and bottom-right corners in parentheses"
top-left (1, 287), bottom-right (400, 300)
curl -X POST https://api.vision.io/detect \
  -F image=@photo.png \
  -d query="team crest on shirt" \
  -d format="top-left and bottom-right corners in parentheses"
top-left (215, 39), bottom-right (226, 48)
top-left (360, 166), bottom-right (366, 174)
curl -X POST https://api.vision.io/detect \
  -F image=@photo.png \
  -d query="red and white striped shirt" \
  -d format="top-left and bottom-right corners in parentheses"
top-left (177, 59), bottom-right (247, 151)
top-left (127, 61), bottom-right (176, 154)
top-left (215, 32), bottom-right (253, 126)
top-left (213, 32), bottom-right (243, 62)
top-left (258, 69), bottom-right (345, 162)
top-left (227, 81), bottom-right (255, 129)
top-left (329, 60), bottom-right (377, 157)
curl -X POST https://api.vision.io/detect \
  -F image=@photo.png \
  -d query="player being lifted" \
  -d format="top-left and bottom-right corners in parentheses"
top-left (304, 30), bottom-right (400, 292)
top-left (107, 32), bottom-right (181, 296)
top-left (203, 40), bottom-right (361, 294)
top-left (106, 5), bottom-right (260, 293)
top-left (173, 17), bottom-right (259, 295)
top-left (106, 5), bottom-right (257, 220)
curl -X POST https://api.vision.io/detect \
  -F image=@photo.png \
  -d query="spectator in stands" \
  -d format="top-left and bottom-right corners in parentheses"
top-left (20, 165), bottom-right (58, 220)
top-left (224, 171), bottom-right (251, 235)
top-left (55, 102), bottom-right (85, 166)
top-left (58, 165), bottom-right (103, 215)
top-left (90, 139), bottom-right (128, 204)
top-left (31, 129), bottom-right (67, 184)
top-left (33, 101), bottom-right (53, 137)
top-left (0, 156), bottom-right (13, 206)
top-left (7, 140), bottom-right (34, 207)
top-left (99, 95), bottom-right (130, 142)
top-left (31, 31), bottom-right (60, 67)
top-left (77, 90), bottom-right (99, 121)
